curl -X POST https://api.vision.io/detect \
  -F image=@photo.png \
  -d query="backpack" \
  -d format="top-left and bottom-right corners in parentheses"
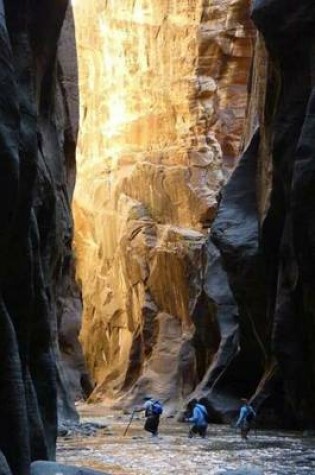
top-left (245, 405), bottom-right (256, 423)
top-left (196, 403), bottom-right (210, 424)
top-left (196, 404), bottom-right (210, 423)
top-left (151, 401), bottom-right (163, 415)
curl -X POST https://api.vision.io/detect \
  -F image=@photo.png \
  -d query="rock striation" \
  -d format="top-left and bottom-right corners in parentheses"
top-left (210, 0), bottom-right (315, 427)
top-left (73, 0), bottom-right (254, 407)
top-left (0, 1), bottom-right (80, 473)
top-left (57, 7), bottom-right (94, 410)
top-left (74, 0), bottom-right (315, 429)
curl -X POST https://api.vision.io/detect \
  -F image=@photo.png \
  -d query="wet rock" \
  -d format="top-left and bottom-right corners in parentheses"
top-left (216, 468), bottom-right (263, 475)
top-left (58, 422), bottom-right (108, 438)
top-left (302, 430), bottom-right (315, 437)
top-left (211, 130), bottom-right (266, 415)
top-left (31, 461), bottom-right (111, 475)
top-left (189, 239), bottom-right (240, 420)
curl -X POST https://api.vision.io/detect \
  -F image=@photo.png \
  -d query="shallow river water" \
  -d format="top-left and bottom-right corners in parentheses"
top-left (57, 405), bottom-right (315, 475)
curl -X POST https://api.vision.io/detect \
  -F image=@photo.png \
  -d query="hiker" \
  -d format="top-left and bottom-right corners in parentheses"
top-left (135, 396), bottom-right (163, 437)
top-left (185, 399), bottom-right (209, 438)
top-left (236, 398), bottom-right (256, 440)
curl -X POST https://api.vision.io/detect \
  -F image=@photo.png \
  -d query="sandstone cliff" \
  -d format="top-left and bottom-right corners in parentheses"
top-left (73, 0), bottom-right (254, 407)
top-left (74, 0), bottom-right (315, 429)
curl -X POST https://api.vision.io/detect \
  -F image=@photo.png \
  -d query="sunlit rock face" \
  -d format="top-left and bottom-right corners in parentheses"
top-left (73, 0), bottom-right (254, 405)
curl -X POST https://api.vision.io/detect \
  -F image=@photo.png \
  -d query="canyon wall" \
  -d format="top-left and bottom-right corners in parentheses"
top-left (57, 5), bottom-right (94, 413)
top-left (210, 0), bottom-right (315, 427)
top-left (0, 1), bottom-right (79, 473)
top-left (73, 0), bottom-right (254, 407)
top-left (74, 0), bottom-right (315, 428)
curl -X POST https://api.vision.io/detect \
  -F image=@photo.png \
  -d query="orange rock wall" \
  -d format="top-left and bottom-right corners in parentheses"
top-left (72, 0), bottom-right (254, 405)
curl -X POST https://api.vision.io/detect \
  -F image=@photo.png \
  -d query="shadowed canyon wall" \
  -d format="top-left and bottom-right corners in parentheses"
top-left (73, 0), bottom-right (254, 407)
top-left (0, 1), bottom-right (80, 473)
top-left (211, 1), bottom-right (315, 427)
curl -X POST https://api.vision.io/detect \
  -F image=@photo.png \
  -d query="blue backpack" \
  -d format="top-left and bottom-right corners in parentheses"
top-left (196, 404), bottom-right (210, 423)
top-left (151, 401), bottom-right (163, 415)
top-left (245, 405), bottom-right (256, 423)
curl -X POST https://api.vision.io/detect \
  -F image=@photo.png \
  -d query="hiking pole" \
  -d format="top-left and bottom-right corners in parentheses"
top-left (124, 410), bottom-right (135, 436)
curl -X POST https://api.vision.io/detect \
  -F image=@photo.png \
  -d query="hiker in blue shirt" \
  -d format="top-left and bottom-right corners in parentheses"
top-left (135, 396), bottom-right (163, 437)
top-left (186, 399), bottom-right (208, 438)
top-left (236, 398), bottom-right (256, 439)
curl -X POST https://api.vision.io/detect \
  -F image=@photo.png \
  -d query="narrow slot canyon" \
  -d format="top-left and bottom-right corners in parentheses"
top-left (0, 1), bottom-right (315, 474)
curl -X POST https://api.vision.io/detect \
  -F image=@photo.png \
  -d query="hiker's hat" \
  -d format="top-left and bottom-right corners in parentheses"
top-left (143, 395), bottom-right (152, 401)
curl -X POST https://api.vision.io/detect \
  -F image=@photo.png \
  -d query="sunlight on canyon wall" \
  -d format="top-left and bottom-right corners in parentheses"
top-left (72, 0), bottom-right (254, 405)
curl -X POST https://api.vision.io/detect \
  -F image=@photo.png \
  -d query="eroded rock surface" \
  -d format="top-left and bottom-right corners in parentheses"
top-left (56, 4), bottom-right (94, 412)
top-left (0, 1), bottom-right (80, 473)
top-left (73, 0), bottom-right (315, 429)
top-left (73, 0), bottom-right (254, 406)
top-left (211, 0), bottom-right (315, 427)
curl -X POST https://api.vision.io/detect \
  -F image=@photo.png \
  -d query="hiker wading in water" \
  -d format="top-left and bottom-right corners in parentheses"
top-left (186, 399), bottom-right (209, 438)
top-left (135, 396), bottom-right (163, 437)
top-left (236, 398), bottom-right (256, 440)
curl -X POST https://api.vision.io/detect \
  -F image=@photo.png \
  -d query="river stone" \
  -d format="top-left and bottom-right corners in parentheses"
top-left (31, 461), bottom-right (111, 475)
top-left (216, 467), bottom-right (263, 475)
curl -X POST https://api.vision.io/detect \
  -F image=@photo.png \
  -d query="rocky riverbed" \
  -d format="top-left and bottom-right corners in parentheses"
top-left (56, 405), bottom-right (315, 475)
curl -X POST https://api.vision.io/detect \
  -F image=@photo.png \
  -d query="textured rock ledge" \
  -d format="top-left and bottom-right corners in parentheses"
top-left (73, 0), bottom-right (315, 429)
top-left (73, 0), bottom-right (254, 409)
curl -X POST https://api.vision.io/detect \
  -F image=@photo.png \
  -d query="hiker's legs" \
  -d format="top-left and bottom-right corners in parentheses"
top-left (191, 425), bottom-right (207, 438)
top-left (153, 415), bottom-right (160, 436)
top-left (144, 415), bottom-right (160, 436)
top-left (188, 425), bottom-right (198, 438)
top-left (240, 422), bottom-right (250, 440)
top-left (189, 424), bottom-right (207, 438)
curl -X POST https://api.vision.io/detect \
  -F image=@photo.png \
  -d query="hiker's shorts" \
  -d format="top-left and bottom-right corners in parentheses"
top-left (144, 414), bottom-right (160, 434)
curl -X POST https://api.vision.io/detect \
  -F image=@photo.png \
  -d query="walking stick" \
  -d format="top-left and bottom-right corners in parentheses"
top-left (124, 410), bottom-right (135, 436)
